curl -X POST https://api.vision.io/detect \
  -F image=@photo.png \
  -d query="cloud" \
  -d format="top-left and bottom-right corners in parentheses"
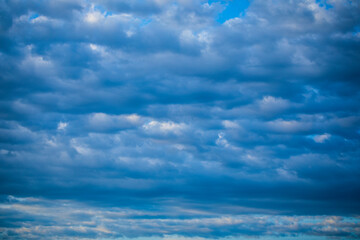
top-left (1, 196), bottom-right (360, 239)
top-left (311, 133), bottom-right (331, 143)
top-left (143, 120), bottom-right (187, 135)
top-left (0, 0), bottom-right (360, 239)
top-left (87, 113), bottom-right (142, 132)
top-left (57, 121), bottom-right (68, 131)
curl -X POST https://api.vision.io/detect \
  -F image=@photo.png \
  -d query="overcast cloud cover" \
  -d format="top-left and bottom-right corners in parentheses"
top-left (0, 0), bottom-right (360, 239)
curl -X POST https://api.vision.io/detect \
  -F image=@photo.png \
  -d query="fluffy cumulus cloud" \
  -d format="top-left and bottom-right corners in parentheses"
top-left (0, 0), bottom-right (360, 239)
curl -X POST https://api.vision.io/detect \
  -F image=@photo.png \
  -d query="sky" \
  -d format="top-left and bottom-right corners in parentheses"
top-left (0, 0), bottom-right (360, 239)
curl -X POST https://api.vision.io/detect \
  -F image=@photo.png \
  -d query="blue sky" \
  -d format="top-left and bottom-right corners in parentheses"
top-left (0, 0), bottom-right (360, 239)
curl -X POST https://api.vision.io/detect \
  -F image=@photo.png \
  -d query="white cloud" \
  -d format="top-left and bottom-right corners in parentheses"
top-left (85, 11), bottom-right (104, 23)
top-left (216, 132), bottom-right (229, 147)
top-left (143, 120), bottom-right (187, 135)
top-left (259, 96), bottom-right (290, 113)
top-left (2, 196), bottom-right (359, 239)
top-left (312, 133), bottom-right (331, 143)
top-left (125, 114), bottom-right (141, 123)
top-left (267, 119), bottom-right (311, 133)
top-left (125, 30), bottom-right (135, 37)
top-left (88, 113), bottom-right (142, 131)
top-left (30, 15), bottom-right (49, 24)
top-left (70, 139), bottom-right (92, 155)
top-left (222, 120), bottom-right (239, 129)
top-left (57, 121), bottom-right (68, 131)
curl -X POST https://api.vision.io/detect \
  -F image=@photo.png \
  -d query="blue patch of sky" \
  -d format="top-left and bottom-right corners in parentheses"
top-left (353, 26), bottom-right (360, 35)
top-left (209, 0), bottom-right (250, 23)
top-left (316, 0), bottom-right (333, 9)
top-left (140, 19), bottom-right (152, 27)
top-left (105, 11), bottom-right (113, 17)
top-left (94, 4), bottom-right (113, 17)
top-left (306, 134), bottom-right (317, 141)
top-left (28, 13), bottom-right (39, 21)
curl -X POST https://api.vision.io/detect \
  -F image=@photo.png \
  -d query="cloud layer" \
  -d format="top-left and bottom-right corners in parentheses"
top-left (0, 0), bottom-right (360, 239)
